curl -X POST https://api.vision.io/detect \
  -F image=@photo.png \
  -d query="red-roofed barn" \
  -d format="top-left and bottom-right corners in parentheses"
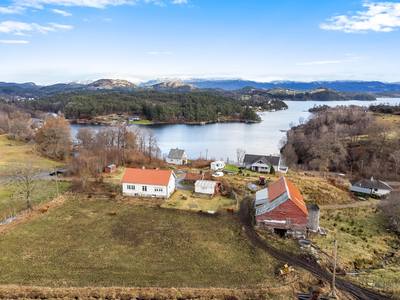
top-left (255, 177), bottom-right (309, 233)
top-left (121, 168), bottom-right (176, 198)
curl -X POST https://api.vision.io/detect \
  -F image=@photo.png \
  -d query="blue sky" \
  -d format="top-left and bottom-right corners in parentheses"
top-left (0, 0), bottom-right (399, 84)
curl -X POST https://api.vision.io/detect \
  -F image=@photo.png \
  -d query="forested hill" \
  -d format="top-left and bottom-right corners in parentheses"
top-left (23, 91), bottom-right (262, 123)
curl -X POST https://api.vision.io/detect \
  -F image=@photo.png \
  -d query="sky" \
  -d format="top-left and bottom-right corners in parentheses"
top-left (0, 0), bottom-right (399, 84)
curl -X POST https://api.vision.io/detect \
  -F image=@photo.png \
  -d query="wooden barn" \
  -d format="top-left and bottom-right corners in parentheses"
top-left (255, 177), bottom-right (309, 233)
top-left (105, 164), bottom-right (117, 173)
top-left (183, 172), bottom-right (204, 184)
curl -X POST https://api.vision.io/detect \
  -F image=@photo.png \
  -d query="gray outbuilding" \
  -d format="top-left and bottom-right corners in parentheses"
top-left (306, 204), bottom-right (320, 232)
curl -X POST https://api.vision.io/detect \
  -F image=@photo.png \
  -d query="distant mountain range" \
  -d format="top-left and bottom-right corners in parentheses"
top-left (1, 78), bottom-right (400, 94)
top-left (141, 78), bottom-right (400, 92)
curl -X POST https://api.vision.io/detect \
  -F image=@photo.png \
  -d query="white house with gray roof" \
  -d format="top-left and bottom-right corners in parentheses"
top-left (350, 177), bottom-right (391, 197)
top-left (167, 148), bottom-right (188, 165)
top-left (243, 154), bottom-right (288, 174)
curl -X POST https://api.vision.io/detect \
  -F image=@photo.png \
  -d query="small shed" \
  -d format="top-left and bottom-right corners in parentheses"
top-left (306, 204), bottom-right (320, 232)
top-left (194, 180), bottom-right (220, 197)
top-left (105, 164), bottom-right (117, 173)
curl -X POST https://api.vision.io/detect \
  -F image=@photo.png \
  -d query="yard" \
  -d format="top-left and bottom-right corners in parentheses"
top-left (0, 194), bottom-right (310, 294)
top-left (161, 189), bottom-right (236, 211)
top-left (0, 134), bottom-right (63, 178)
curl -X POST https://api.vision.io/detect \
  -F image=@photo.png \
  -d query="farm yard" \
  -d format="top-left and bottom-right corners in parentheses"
top-left (0, 194), bottom-right (311, 296)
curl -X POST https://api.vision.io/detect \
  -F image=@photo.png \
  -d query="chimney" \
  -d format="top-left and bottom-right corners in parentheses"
top-left (371, 176), bottom-right (374, 181)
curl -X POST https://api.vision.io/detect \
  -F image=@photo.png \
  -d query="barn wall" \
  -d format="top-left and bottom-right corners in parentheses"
top-left (256, 200), bottom-right (307, 232)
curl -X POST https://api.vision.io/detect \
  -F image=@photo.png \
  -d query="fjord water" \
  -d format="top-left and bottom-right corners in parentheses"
top-left (70, 98), bottom-right (400, 162)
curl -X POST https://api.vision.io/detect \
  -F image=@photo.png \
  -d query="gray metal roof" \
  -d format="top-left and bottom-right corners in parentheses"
top-left (306, 204), bottom-right (319, 211)
top-left (255, 191), bottom-right (288, 216)
top-left (168, 148), bottom-right (186, 159)
top-left (107, 164), bottom-right (116, 168)
top-left (351, 178), bottom-right (391, 191)
top-left (243, 154), bottom-right (280, 166)
top-left (350, 186), bottom-right (372, 194)
top-left (195, 180), bottom-right (218, 188)
top-left (255, 188), bottom-right (269, 207)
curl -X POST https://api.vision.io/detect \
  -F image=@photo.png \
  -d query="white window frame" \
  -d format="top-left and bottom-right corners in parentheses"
top-left (142, 186), bottom-right (147, 192)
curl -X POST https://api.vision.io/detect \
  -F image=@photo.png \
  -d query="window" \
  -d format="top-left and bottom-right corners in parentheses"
top-left (154, 187), bottom-right (163, 192)
top-left (127, 185), bottom-right (135, 190)
top-left (142, 186), bottom-right (147, 192)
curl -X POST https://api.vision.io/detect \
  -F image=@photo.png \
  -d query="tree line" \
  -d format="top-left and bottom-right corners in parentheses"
top-left (22, 91), bottom-right (261, 122)
top-left (281, 106), bottom-right (400, 180)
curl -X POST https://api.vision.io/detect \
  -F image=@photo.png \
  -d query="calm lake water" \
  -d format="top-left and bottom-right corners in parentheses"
top-left (70, 98), bottom-right (400, 162)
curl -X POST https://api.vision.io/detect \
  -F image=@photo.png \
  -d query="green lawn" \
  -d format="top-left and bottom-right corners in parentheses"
top-left (0, 180), bottom-right (70, 219)
top-left (224, 164), bottom-right (254, 174)
top-left (128, 120), bottom-right (151, 125)
top-left (0, 195), bottom-right (298, 289)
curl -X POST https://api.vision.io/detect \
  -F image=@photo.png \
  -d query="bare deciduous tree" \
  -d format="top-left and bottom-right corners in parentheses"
top-left (390, 150), bottom-right (400, 180)
top-left (236, 148), bottom-right (246, 164)
top-left (8, 162), bottom-right (44, 210)
top-left (379, 192), bottom-right (400, 231)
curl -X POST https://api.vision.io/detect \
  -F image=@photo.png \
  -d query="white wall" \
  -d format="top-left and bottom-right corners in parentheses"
top-left (122, 173), bottom-right (176, 198)
top-left (195, 185), bottom-right (215, 195)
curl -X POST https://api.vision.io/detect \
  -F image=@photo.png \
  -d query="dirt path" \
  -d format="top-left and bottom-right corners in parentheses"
top-left (319, 200), bottom-right (381, 210)
top-left (239, 197), bottom-right (394, 300)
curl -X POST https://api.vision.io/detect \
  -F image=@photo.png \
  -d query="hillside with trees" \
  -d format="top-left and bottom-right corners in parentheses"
top-left (281, 106), bottom-right (400, 180)
top-left (24, 91), bottom-right (262, 123)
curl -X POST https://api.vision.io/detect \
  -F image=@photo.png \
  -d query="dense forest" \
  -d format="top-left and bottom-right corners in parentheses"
top-left (23, 91), bottom-right (261, 122)
top-left (281, 106), bottom-right (400, 180)
top-left (269, 89), bottom-right (376, 101)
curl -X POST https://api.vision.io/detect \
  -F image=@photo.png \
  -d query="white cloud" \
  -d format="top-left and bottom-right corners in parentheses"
top-left (172, 0), bottom-right (187, 4)
top-left (48, 22), bottom-right (73, 29)
top-left (0, 39), bottom-right (29, 43)
top-left (14, 0), bottom-right (130, 9)
top-left (148, 52), bottom-right (158, 54)
top-left (0, 5), bottom-right (25, 14)
top-left (295, 60), bottom-right (342, 66)
top-left (320, 2), bottom-right (400, 33)
top-left (51, 8), bottom-right (72, 16)
top-left (0, 21), bottom-right (72, 35)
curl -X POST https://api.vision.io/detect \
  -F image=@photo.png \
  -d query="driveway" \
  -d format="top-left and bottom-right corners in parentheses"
top-left (173, 170), bottom-right (193, 191)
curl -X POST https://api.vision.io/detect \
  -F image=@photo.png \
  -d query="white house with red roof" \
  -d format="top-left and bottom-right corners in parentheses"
top-left (255, 177), bottom-right (309, 233)
top-left (121, 168), bottom-right (176, 198)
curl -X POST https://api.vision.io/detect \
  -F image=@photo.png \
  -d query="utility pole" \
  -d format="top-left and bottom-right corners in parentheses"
top-left (54, 166), bottom-right (59, 196)
top-left (329, 240), bottom-right (338, 299)
top-left (361, 159), bottom-right (364, 176)
top-left (206, 149), bottom-right (208, 160)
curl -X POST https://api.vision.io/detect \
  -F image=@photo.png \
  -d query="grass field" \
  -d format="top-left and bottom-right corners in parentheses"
top-left (0, 134), bottom-right (63, 178)
top-left (0, 194), bottom-right (307, 289)
top-left (162, 190), bottom-right (236, 211)
top-left (0, 180), bottom-right (70, 220)
top-left (128, 120), bottom-right (151, 125)
top-left (102, 167), bottom-right (126, 180)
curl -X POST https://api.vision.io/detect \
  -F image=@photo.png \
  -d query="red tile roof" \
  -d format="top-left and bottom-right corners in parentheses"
top-left (267, 177), bottom-right (309, 216)
top-left (121, 168), bottom-right (173, 186)
top-left (184, 172), bottom-right (203, 181)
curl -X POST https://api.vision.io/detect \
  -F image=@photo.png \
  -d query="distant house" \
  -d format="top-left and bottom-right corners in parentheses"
top-left (194, 180), bottom-right (221, 198)
top-left (121, 168), bottom-right (176, 198)
top-left (129, 116), bottom-right (140, 122)
top-left (243, 154), bottom-right (288, 174)
top-left (167, 148), bottom-right (188, 165)
top-left (210, 161), bottom-right (225, 170)
top-left (183, 172), bottom-right (204, 184)
top-left (350, 177), bottom-right (392, 197)
top-left (255, 177), bottom-right (309, 233)
top-left (105, 164), bottom-right (117, 173)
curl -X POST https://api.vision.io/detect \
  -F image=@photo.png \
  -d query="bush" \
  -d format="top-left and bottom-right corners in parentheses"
top-left (269, 166), bottom-right (275, 175)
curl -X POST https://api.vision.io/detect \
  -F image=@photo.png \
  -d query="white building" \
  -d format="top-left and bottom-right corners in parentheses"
top-left (243, 154), bottom-right (288, 174)
top-left (350, 177), bottom-right (392, 197)
top-left (121, 168), bottom-right (176, 198)
top-left (167, 148), bottom-right (188, 165)
top-left (210, 161), bottom-right (225, 170)
top-left (194, 180), bottom-right (220, 197)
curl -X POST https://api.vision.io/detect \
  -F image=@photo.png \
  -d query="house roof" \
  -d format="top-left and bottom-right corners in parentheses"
top-left (195, 180), bottom-right (218, 188)
top-left (168, 148), bottom-right (186, 159)
top-left (107, 164), bottom-right (116, 168)
top-left (351, 177), bottom-right (392, 191)
top-left (255, 177), bottom-right (309, 217)
top-left (184, 172), bottom-right (204, 181)
top-left (121, 168), bottom-right (173, 186)
top-left (243, 154), bottom-right (280, 166)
